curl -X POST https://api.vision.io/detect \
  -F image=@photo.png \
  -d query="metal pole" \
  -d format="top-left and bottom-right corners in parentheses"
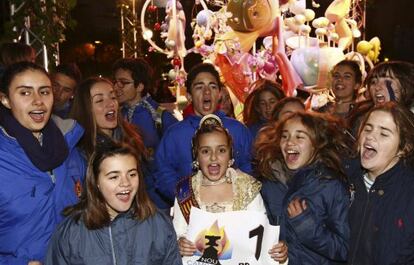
top-left (120, 5), bottom-right (126, 58)
top-left (132, 0), bottom-right (138, 58)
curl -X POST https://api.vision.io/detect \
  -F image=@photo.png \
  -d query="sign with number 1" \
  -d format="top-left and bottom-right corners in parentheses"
top-left (182, 208), bottom-right (280, 265)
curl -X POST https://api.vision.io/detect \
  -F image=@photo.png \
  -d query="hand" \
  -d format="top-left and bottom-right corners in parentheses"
top-left (178, 237), bottom-right (197, 256)
top-left (287, 197), bottom-right (307, 218)
top-left (28, 261), bottom-right (42, 265)
top-left (268, 241), bottom-right (288, 263)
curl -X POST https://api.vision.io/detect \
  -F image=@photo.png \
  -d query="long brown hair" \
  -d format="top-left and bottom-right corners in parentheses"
top-left (255, 112), bottom-right (349, 181)
top-left (64, 142), bottom-right (156, 229)
top-left (70, 77), bottom-right (146, 160)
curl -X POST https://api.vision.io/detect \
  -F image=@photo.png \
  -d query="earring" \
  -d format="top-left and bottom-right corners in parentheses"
top-left (192, 161), bottom-right (199, 170)
top-left (228, 159), bottom-right (234, 168)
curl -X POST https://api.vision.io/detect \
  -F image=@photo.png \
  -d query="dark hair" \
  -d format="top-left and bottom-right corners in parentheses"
top-left (271, 97), bottom-right (305, 121)
top-left (54, 63), bottom-right (82, 84)
top-left (70, 77), bottom-right (146, 159)
top-left (112, 58), bottom-right (153, 96)
top-left (357, 102), bottom-right (414, 166)
top-left (255, 112), bottom-right (349, 181)
top-left (364, 60), bottom-right (414, 108)
top-left (332, 60), bottom-right (363, 85)
top-left (0, 61), bottom-right (49, 95)
top-left (185, 63), bottom-right (222, 95)
top-left (243, 79), bottom-right (285, 126)
top-left (191, 115), bottom-right (234, 164)
top-left (64, 141), bottom-right (156, 229)
top-left (0, 42), bottom-right (35, 66)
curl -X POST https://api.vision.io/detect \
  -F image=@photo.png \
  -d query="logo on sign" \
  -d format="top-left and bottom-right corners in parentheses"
top-left (193, 220), bottom-right (232, 264)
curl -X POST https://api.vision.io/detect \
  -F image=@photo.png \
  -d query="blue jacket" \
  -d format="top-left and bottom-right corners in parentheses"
top-left (121, 95), bottom-right (178, 152)
top-left (155, 111), bottom-right (253, 204)
top-left (348, 160), bottom-right (414, 265)
top-left (248, 119), bottom-right (266, 140)
top-left (122, 95), bottom-right (178, 209)
top-left (260, 178), bottom-right (288, 226)
top-left (0, 118), bottom-right (86, 265)
top-left (45, 211), bottom-right (182, 265)
top-left (282, 162), bottom-right (350, 265)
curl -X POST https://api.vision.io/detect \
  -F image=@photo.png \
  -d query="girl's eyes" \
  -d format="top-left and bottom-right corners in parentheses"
top-left (219, 147), bottom-right (228, 153)
top-left (19, 89), bottom-right (51, 96)
top-left (193, 84), bottom-right (218, 90)
top-left (109, 175), bottom-right (118, 180)
top-left (363, 126), bottom-right (372, 132)
top-left (40, 88), bottom-right (52, 95)
top-left (200, 149), bottom-right (210, 154)
top-left (20, 90), bottom-right (30, 96)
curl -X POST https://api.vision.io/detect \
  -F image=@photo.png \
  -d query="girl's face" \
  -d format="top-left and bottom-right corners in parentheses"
top-left (197, 131), bottom-right (231, 182)
top-left (369, 75), bottom-right (402, 105)
top-left (278, 102), bottom-right (304, 120)
top-left (91, 82), bottom-right (119, 136)
top-left (2, 69), bottom-right (53, 139)
top-left (97, 154), bottom-right (139, 220)
top-left (280, 118), bottom-right (315, 170)
top-left (331, 65), bottom-right (360, 102)
top-left (359, 110), bottom-right (401, 179)
top-left (258, 90), bottom-right (278, 121)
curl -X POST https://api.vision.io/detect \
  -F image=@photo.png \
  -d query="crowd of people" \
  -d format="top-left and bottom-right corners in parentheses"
top-left (1, 41), bottom-right (414, 265)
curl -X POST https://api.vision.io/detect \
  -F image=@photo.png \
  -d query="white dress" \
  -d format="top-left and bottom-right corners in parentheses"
top-left (172, 168), bottom-right (266, 238)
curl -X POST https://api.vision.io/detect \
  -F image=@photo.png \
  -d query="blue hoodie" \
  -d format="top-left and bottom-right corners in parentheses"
top-left (0, 117), bottom-right (86, 265)
top-left (154, 111), bottom-right (253, 205)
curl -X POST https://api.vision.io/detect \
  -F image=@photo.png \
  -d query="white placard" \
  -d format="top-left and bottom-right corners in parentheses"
top-left (182, 208), bottom-right (280, 265)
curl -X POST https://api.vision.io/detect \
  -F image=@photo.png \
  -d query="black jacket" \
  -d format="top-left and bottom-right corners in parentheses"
top-left (348, 161), bottom-right (414, 265)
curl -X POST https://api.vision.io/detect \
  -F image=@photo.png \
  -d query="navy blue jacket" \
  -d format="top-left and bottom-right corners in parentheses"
top-left (348, 161), bottom-right (414, 265)
top-left (261, 178), bottom-right (288, 226)
top-left (45, 211), bottom-right (182, 265)
top-left (155, 111), bottom-right (253, 204)
top-left (282, 162), bottom-right (350, 265)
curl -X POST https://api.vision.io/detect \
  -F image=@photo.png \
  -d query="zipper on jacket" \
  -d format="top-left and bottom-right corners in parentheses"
top-left (109, 226), bottom-right (117, 265)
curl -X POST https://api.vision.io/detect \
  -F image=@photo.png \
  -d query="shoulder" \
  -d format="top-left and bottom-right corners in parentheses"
top-left (52, 115), bottom-right (81, 135)
top-left (52, 115), bottom-right (84, 146)
top-left (142, 211), bottom-right (175, 234)
top-left (232, 169), bottom-right (262, 210)
top-left (51, 215), bottom-right (84, 246)
top-left (221, 115), bottom-right (248, 129)
top-left (163, 116), bottom-right (194, 136)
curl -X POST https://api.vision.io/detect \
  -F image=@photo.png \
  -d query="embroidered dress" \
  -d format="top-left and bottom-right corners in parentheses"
top-left (173, 168), bottom-right (265, 238)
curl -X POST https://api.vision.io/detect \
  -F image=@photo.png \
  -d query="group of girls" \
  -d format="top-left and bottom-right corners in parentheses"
top-left (0, 62), bottom-right (181, 264)
top-left (2, 55), bottom-right (414, 265)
